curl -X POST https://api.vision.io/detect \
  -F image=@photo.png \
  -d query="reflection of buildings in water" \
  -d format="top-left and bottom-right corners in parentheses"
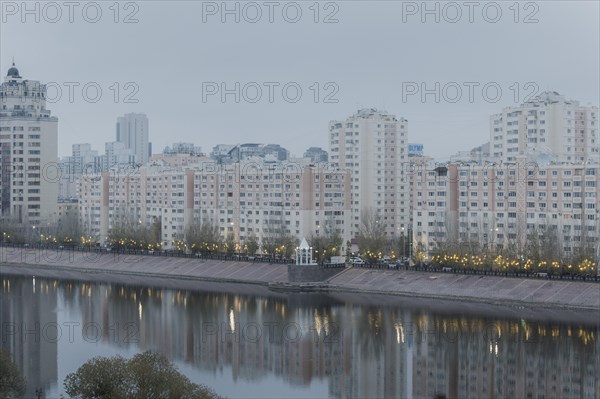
top-left (72, 282), bottom-right (600, 399)
top-left (0, 277), bottom-right (58, 398)
top-left (4, 276), bottom-right (599, 399)
top-left (411, 317), bottom-right (600, 399)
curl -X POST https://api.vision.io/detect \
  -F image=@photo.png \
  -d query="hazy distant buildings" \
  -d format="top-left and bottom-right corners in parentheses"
top-left (58, 143), bottom-right (100, 200)
top-left (0, 63), bottom-right (59, 225)
top-left (490, 91), bottom-right (599, 163)
top-left (329, 108), bottom-right (410, 238)
top-left (449, 142), bottom-right (490, 163)
top-left (102, 141), bottom-right (136, 170)
top-left (210, 144), bottom-right (236, 163)
top-left (303, 146), bottom-right (328, 163)
top-left (164, 142), bottom-right (203, 156)
top-left (116, 112), bottom-right (150, 164)
top-left (211, 143), bottom-right (289, 164)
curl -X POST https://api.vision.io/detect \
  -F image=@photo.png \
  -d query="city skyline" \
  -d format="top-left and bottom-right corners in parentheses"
top-left (2, 2), bottom-right (598, 160)
top-left (2, 2), bottom-right (599, 399)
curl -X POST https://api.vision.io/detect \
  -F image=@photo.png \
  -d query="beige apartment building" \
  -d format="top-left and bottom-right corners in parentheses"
top-left (78, 158), bottom-right (351, 250)
top-left (0, 63), bottom-right (58, 226)
top-left (412, 160), bottom-right (600, 260)
top-left (328, 108), bottom-right (410, 239)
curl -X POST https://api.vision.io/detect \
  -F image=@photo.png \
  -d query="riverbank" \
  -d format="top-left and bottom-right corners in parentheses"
top-left (1, 247), bottom-right (599, 311)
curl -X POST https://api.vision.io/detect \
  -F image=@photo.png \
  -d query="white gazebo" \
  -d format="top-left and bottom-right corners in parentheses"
top-left (295, 238), bottom-right (316, 265)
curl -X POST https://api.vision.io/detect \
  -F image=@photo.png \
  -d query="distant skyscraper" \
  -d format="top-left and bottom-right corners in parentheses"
top-left (116, 112), bottom-right (150, 164)
top-left (0, 63), bottom-right (59, 225)
top-left (329, 108), bottom-right (409, 238)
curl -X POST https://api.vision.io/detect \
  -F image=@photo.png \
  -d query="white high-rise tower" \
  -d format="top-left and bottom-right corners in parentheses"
top-left (116, 112), bottom-right (150, 164)
top-left (0, 63), bottom-right (59, 225)
top-left (328, 108), bottom-right (409, 238)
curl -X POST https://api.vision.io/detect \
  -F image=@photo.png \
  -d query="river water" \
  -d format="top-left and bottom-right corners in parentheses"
top-left (1, 274), bottom-right (598, 399)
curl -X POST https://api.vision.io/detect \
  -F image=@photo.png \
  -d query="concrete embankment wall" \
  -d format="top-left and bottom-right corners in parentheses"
top-left (287, 264), bottom-right (345, 282)
top-left (1, 246), bottom-right (599, 310)
top-left (0, 247), bottom-right (289, 284)
top-left (329, 268), bottom-right (600, 310)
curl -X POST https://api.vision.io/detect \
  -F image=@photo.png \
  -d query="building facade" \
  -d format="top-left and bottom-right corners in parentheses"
top-left (116, 112), bottom-right (150, 164)
top-left (58, 143), bottom-right (100, 201)
top-left (0, 63), bottom-right (58, 225)
top-left (490, 91), bottom-right (599, 163)
top-left (78, 159), bottom-right (352, 250)
top-left (328, 108), bottom-right (410, 238)
top-left (412, 161), bottom-right (600, 261)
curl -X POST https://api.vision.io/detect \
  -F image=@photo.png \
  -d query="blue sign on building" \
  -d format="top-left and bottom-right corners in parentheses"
top-left (408, 143), bottom-right (424, 155)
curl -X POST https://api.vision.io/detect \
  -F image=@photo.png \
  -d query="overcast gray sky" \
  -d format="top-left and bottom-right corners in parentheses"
top-left (2, 1), bottom-right (599, 159)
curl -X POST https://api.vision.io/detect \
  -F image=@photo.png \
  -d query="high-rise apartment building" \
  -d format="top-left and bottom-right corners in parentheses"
top-left (328, 108), bottom-right (409, 238)
top-left (490, 91), bottom-right (599, 163)
top-left (0, 63), bottom-right (58, 225)
top-left (116, 112), bottom-right (150, 164)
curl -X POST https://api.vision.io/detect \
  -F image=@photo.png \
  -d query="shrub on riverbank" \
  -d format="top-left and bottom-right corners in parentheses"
top-left (0, 350), bottom-right (26, 399)
top-left (64, 351), bottom-right (222, 399)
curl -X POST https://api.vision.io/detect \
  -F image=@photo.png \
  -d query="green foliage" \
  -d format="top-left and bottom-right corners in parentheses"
top-left (64, 356), bottom-right (130, 399)
top-left (0, 350), bottom-right (26, 399)
top-left (64, 352), bottom-right (222, 399)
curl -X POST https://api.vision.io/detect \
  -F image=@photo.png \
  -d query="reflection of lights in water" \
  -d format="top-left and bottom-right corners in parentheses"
top-left (494, 343), bottom-right (498, 356)
top-left (32, 276), bottom-right (35, 293)
top-left (313, 309), bottom-right (330, 336)
top-left (229, 308), bottom-right (236, 332)
top-left (395, 323), bottom-right (405, 344)
top-left (138, 302), bottom-right (143, 320)
top-left (314, 311), bottom-right (323, 336)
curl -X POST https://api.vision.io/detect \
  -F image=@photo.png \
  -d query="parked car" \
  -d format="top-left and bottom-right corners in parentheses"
top-left (351, 257), bottom-right (365, 265)
top-left (395, 258), bottom-right (409, 267)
